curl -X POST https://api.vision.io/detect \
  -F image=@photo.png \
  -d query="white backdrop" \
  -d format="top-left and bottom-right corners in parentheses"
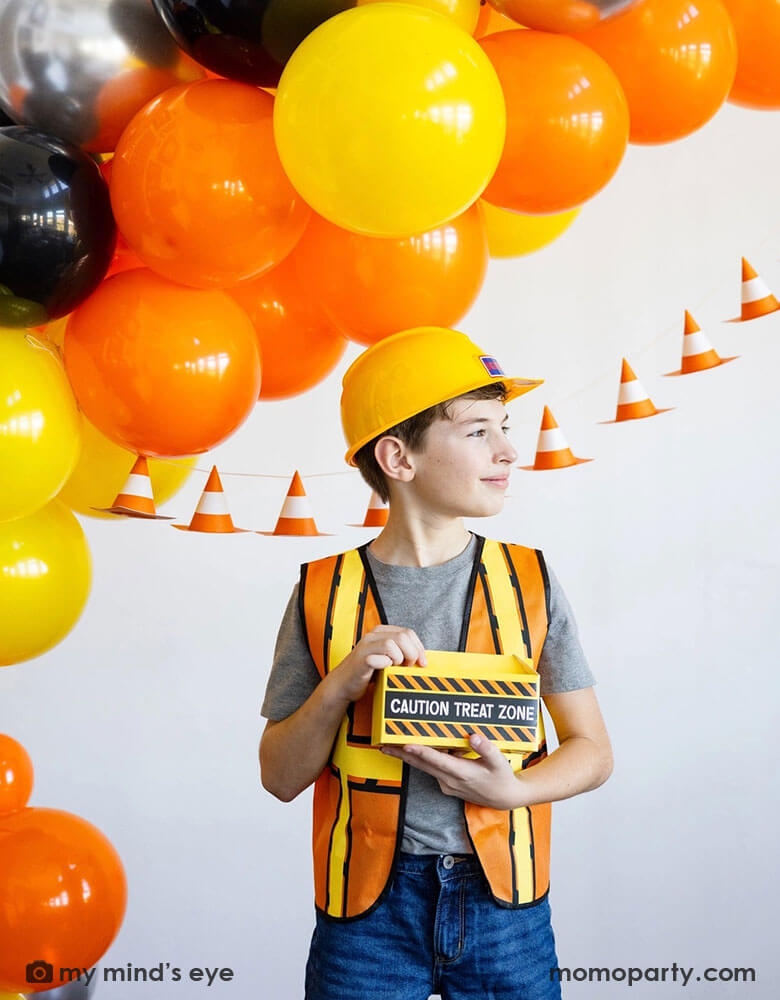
top-left (2, 99), bottom-right (779, 999)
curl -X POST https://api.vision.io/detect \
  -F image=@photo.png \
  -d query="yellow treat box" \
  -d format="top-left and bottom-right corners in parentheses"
top-left (371, 649), bottom-right (541, 753)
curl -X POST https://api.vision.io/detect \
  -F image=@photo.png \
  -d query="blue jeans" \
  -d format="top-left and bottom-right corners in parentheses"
top-left (304, 851), bottom-right (562, 1000)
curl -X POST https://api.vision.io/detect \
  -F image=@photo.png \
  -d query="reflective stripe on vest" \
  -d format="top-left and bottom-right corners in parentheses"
top-left (300, 534), bottom-right (551, 920)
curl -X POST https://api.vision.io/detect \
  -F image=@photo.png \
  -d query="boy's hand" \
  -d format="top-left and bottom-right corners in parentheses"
top-left (381, 734), bottom-right (526, 811)
top-left (331, 625), bottom-right (427, 704)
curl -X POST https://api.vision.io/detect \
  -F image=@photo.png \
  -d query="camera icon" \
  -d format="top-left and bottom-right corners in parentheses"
top-left (26, 960), bottom-right (54, 984)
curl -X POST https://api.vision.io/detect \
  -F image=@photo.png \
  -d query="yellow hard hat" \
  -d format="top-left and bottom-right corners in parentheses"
top-left (341, 326), bottom-right (543, 466)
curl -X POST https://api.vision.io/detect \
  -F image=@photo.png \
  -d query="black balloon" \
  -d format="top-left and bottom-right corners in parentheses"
top-left (0, 127), bottom-right (115, 326)
top-left (152, 0), bottom-right (356, 87)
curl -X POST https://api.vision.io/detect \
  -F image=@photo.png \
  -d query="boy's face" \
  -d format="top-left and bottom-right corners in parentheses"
top-left (400, 397), bottom-right (518, 518)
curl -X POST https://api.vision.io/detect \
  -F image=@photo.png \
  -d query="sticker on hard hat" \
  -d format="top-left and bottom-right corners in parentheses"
top-left (479, 356), bottom-right (505, 377)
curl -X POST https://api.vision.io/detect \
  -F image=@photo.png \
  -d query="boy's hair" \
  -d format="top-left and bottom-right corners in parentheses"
top-left (353, 382), bottom-right (507, 504)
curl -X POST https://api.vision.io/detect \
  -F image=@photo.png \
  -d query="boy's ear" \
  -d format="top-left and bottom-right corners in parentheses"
top-left (374, 436), bottom-right (415, 484)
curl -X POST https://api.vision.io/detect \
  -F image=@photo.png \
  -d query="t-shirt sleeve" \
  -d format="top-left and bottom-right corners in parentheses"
top-left (537, 560), bottom-right (596, 696)
top-left (260, 581), bottom-right (322, 721)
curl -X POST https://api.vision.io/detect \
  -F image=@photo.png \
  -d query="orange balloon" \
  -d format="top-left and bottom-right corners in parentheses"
top-left (90, 54), bottom-right (205, 154)
top-left (105, 242), bottom-right (144, 279)
top-left (574, 0), bottom-right (737, 143)
top-left (98, 160), bottom-right (144, 277)
top-left (227, 255), bottom-right (347, 399)
top-left (63, 269), bottom-right (261, 457)
top-left (0, 736), bottom-right (33, 817)
top-left (490, 0), bottom-right (603, 31)
top-left (288, 206), bottom-right (489, 345)
top-left (722, 0), bottom-right (780, 108)
top-left (479, 31), bottom-right (629, 213)
top-left (0, 808), bottom-right (126, 994)
top-left (474, 0), bottom-right (524, 35)
top-left (110, 79), bottom-right (310, 288)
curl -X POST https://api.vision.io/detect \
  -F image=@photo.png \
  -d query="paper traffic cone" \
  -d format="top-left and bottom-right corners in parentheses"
top-left (602, 359), bottom-right (674, 423)
top-left (258, 470), bottom-right (331, 536)
top-left (173, 465), bottom-right (249, 532)
top-left (730, 257), bottom-right (780, 322)
top-left (349, 490), bottom-right (389, 527)
top-left (92, 455), bottom-right (175, 519)
top-left (520, 407), bottom-right (592, 470)
top-left (665, 311), bottom-right (738, 376)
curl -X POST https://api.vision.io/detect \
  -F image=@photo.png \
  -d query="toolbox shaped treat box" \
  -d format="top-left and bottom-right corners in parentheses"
top-left (371, 649), bottom-right (541, 753)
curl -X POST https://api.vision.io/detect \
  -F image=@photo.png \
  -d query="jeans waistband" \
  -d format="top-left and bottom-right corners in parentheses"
top-left (396, 851), bottom-right (480, 878)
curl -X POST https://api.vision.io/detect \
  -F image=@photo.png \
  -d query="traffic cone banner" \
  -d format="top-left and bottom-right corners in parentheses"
top-left (603, 359), bottom-right (673, 423)
top-left (259, 470), bottom-right (331, 536)
top-left (520, 407), bottom-right (592, 470)
top-left (665, 310), bottom-right (738, 376)
top-left (93, 455), bottom-right (174, 519)
top-left (173, 466), bottom-right (248, 532)
top-left (734, 257), bottom-right (780, 321)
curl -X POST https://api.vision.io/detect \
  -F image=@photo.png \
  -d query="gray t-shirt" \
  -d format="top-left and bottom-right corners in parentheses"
top-left (261, 532), bottom-right (595, 855)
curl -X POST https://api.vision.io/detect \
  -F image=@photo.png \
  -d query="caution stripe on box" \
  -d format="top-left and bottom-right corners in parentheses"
top-left (385, 718), bottom-right (536, 744)
top-left (387, 673), bottom-right (536, 700)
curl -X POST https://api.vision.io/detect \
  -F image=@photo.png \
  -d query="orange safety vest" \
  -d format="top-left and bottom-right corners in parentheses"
top-left (299, 534), bottom-right (552, 921)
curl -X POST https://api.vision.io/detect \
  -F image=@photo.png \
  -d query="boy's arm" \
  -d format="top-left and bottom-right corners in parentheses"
top-left (259, 671), bottom-right (352, 802)
top-left (381, 686), bottom-right (613, 811)
top-left (511, 686), bottom-right (613, 804)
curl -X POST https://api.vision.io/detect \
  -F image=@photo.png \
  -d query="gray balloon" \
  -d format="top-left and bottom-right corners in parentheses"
top-left (0, 0), bottom-right (204, 151)
top-left (25, 972), bottom-right (98, 999)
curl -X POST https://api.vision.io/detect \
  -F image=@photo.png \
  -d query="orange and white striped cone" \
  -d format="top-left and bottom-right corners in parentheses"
top-left (349, 490), bottom-right (389, 528)
top-left (602, 359), bottom-right (674, 423)
top-left (520, 407), bottom-right (592, 470)
top-left (93, 455), bottom-right (174, 519)
top-left (731, 257), bottom-right (780, 321)
top-left (258, 470), bottom-right (331, 536)
top-left (665, 311), bottom-right (738, 376)
top-left (173, 465), bottom-right (248, 532)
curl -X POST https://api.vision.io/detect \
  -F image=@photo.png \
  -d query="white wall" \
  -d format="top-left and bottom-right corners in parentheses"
top-left (2, 99), bottom-right (778, 998)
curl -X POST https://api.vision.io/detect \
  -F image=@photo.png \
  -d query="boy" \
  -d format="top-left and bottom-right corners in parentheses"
top-left (259, 326), bottom-right (613, 1000)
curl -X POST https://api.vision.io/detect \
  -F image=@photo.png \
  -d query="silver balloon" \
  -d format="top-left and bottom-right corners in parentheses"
top-left (0, 0), bottom-right (205, 151)
top-left (25, 972), bottom-right (98, 999)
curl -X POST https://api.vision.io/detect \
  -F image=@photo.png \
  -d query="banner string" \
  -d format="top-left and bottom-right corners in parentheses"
top-left (29, 234), bottom-right (777, 483)
top-left (153, 236), bottom-right (778, 481)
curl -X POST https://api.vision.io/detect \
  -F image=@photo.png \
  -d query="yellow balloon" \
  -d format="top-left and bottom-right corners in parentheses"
top-left (0, 500), bottom-right (91, 667)
top-left (479, 199), bottom-right (580, 257)
top-left (358, 0), bottom-right (481, 35)
top-left (0, 330), bottom-right (82, 523)
top-left (0, 993), bottom-right (27, 1000)
top-left (273, 3), bottom-right (506, 237)
top-left (59, 414), bottom-right (196, 519)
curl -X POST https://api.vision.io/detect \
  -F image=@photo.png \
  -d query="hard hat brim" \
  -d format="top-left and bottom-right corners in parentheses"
top-left (345, 373), bottom-right (543, 467)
